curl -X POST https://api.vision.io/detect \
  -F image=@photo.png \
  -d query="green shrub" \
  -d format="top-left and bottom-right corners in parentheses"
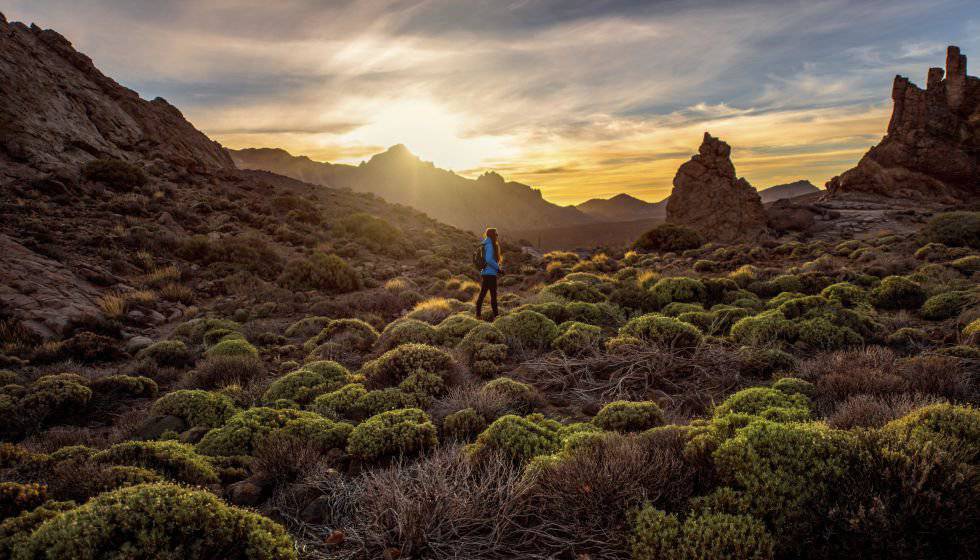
top-left (0, 500), bottom-right (76, 557)
top-left (0, 482), bottom-right (46, 520)
top-left (206, 338), bottom-right (258, 359)
top-left (619, 314), bottom-right (703, 347)
top-left (360, 343), bottom-right (455, 388)
top-left (17, 483), bottom-right (295, 559)
top-left (470, 413), bottom-right (564, 464)
top-left (81, 158), bottom-right (147, 190)
top-left (378, 318), bottom-right (438, 350)
top-left (20, 374), bottom-right (92, 425)
top-left (650, 277), bottom-right (707, 308)
top-left (196, 407), bottom-right (347, 456)
top-left (593, 401), bottom-right (664, 432)
top-left (552, 321), bottom-right (604, 355)
top-left (136, 340), bottom-right (191, 366)
top-left (661, 302), bottom-right (704, 317)
top-left (819, 282), bottom-right (868, 308)
top-left (730, 310), bottom-right (796, 346)
top-left (275, 415), bottom-right (353, 452)
top-left (150, 389), bottom-right (237, 429)
top-left (542, 281), bottom-right (605, 303)
top-left (631, 505), bottom-right (774, 560)
top-left (278, 252), bottom-right (361, 293)
top-left (714, 387), bottom-right (810, 420)
top-left (920, 290), bottom-right (973, 320)
top-left (493, 310), bottom-right (560, 351)
top-left (870, 276), bottom-right (927, 309)
top-left (338, 212), bottom-right (403, 250)
top-left (950, 255), bottom-right (980, 274)
top-left (434, 313), bottom-right (481, 346)
top-left (304, 318), bottom-right (379, 353)
top-left (633, 224), bottom-right (704, 252)
top-left (347, 408), bottom-right (437, 461)
top-left (284, 316), bottom-right (332, 338)
top-left (481, 378), bottom-right (535, 410)
top-left (771, 377), bottom-right (815, 399)
top-left (713, 420), bottom-right (856, 531)
top-left (175, 318), bottom-right (241, 345)
top-left (355, 388), bottom-right (417, 417)
top-left (564, 301), bottom-right (623, 327)
top-left (89, 375), bottom-right (158, 399)
top-left (919, 211), bottom-right (980, 249)
top-left (964, 318), bottom-right (980, 341)
top-left (398, 370), bottom-right (445, 401)
top-left (443, 408), bottom-right (487, 440)
top-left (881, 403), bottom-right (980, 463)
top-left (796, 317), bottom-right (863, 350)
top-left (92, 440), bottom-right (218, 485)
top-left (310, 383), bottom-right (368, 420)
top-left (262, 361), bottom-right (349, 404)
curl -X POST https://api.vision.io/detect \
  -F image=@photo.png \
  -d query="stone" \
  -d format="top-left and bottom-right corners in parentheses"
top-left (124, 336), bottom-right (154, 354)
top-left (827, 46), bottom-right (979, 202)
top-left (299, 495), bottom-right (334, 524)
top-left (179, 426), bottom-right (211, 444)
top-left (665, 132), bottom-right (769, 242)
top-left (227, 479), bottom-right (265, 507)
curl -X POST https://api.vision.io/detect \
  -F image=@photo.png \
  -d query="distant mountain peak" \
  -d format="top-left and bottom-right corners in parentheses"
top-left (477, 170), bottom-right (506, 185)
top-left (758, 180), bottom-right (820, 202)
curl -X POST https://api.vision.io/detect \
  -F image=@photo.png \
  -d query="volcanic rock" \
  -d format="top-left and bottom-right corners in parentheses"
top-left (827, 46), bottom-right (979, 201)
top-left (665, 133), bottom-right (768, 242)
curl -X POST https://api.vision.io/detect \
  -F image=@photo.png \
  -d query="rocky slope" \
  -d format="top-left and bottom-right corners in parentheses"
top-left (574, 193), bottom-right (667, 222)
top-left (230, 146), bottom-right (594, 233)
top-left (827, 45), bottom-right (978, 202)
top-left (665, 132), bottom-right (769, 242)
top-left (0, 13), bottom-right (232, 181)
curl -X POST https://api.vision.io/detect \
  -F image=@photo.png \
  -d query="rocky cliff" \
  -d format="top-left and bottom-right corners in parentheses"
top-left (665, 133), bottom-right (768, 242)
top-left (827, 46), bottom-right (979, 201)
top-left (0, 12), bottom-right (233, 182)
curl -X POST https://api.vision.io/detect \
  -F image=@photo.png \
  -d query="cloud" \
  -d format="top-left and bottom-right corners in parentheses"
top-left (5, 0), bottom-right (978, 204)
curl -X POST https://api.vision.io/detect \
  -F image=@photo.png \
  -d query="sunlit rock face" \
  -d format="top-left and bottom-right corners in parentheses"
top-left (666, 132), bottom-right (768, 242)
top-left (0, 12), bottom-right (233, 180)
top-left (827, 46), bottom-right (979, 202)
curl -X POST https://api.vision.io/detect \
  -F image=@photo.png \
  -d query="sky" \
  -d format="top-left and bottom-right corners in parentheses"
top-left (6, 1), bottom-right (979, 205)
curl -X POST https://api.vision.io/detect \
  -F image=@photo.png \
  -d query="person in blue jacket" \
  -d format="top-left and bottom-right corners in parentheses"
top-left (476, 227), bottom-right (502, 320)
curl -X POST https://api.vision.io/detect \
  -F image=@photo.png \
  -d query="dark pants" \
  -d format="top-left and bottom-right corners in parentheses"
top-left (476, 274), bottom-right (498, 318)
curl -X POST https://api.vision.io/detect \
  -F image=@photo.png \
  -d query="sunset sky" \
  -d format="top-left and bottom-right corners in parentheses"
top-left (6, 1), bottom-right (979, 204)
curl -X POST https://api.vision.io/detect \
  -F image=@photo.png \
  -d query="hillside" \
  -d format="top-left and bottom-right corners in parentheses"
top-left (758, 180), bottom-right (820, 202)
top-left (575, 193), bottom-right (667, 222)
top-left (230, 146), bottom-right (594, 233)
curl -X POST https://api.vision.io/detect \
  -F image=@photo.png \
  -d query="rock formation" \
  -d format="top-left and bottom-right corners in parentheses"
top-left (827, 46), bottom-right (979, 201)
top-left (0, 12), bottom-right (233, 182)
top-left (666, 133), bottom-right (768, 242)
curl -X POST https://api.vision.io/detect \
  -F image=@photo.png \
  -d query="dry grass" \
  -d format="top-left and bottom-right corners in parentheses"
top-left (519, 341), bottom-right (746, 416)
top-left (140, 264), bottom-right (181, 288)
top-left (97, 293), bottom-right (128, 318)
top-left (159, 282), bottom-right (194, 303)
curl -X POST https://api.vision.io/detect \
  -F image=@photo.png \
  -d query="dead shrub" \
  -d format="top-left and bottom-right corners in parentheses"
top-left (184, 354), bottom-right (266, 389)
top-left (827, 393), bottom-right (946, 429)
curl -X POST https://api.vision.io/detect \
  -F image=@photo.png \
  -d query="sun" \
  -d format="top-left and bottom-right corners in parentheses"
top-left (338, 97), bottom-right (516, 171)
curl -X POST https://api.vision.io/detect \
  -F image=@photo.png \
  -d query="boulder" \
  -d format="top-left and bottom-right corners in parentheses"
top-left (665, 133), bottom-right (769, 242)
top-left (827, 46), bottom-right (979, 202)
top-left (134, 415), bottom-right (187, 440)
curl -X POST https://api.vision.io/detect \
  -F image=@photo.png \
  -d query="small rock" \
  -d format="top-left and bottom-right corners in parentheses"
top-left (124, 335), bottom-right (153, 353)
top-left (178, 426), bottom-right (210, 444)
top-left (227, 480), bottom-right (264, 507)
top-left (134, 415), bottom-right (187, 440)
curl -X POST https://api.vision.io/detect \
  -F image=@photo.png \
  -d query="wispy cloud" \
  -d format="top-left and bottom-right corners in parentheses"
top-left (5, 0), bottom-right (978, 204)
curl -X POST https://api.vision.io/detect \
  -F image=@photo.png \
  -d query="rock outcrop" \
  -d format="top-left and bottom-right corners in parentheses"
top-left (0, 12), bottom-right (233, 181)
top-left (665, 133), bottom-right (768, 242)
top-left (827, 46), bottom-right (979, 201)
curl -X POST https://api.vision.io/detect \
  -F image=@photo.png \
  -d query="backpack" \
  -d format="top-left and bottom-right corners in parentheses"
top-left (472, 242), bottom-right (485, 272)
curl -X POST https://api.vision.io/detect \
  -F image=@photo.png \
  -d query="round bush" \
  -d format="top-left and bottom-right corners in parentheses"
top-left (919, 211), bottom-right (980, 249)
top-left (206, 338), bottom-right (259, 359)
top-left (18, 483), bottom-right (295, 559)
top-left (434, 313), bottom-right (481, 346)
top-left (196, 407), bottom-right (348, 456)
top-left (470, 413), bottom-right (564, 465)
top-left (150, 389), bottom-right (237, 429)
top-left (311, 383), bottom-right (368, 420)
top-left (377, 319), bottom-right (439, 350)
top-left (714, 387), bottom-right (810, 420)
top-left (820, 282), bottom-right (867, 308)
top-left (633, 224), bottom-right (704, 252)
top-left (360, 343), bottom-right (455, 388)
top-left (261, 361), bottom-right (349, 404)
top-left (920, 291), bottom-right (973, 320)
top-left (304, 319), bottom-right (379, 353)
top-left (92, 440), bottom-right (219, 485)
top-left (870, 276), bottom-right (927, 310)
top-left (593, 401), bottom-right (664, 432)
top-left (730, 310), bottom-right (796, 346)
top-left (632, 505), bottom-right (774, 560)
top-left (542, 281), bottom-right (605, 303)
top-left (20, 374), bottom-right (93, 425)
top-left (796, 317), bottom-right (863, 350)
top-left (771, 377), bottom-right (816, 399)
top-left (347, 408), bottom-right (437, 461)
top-left (493, 310), bottom-right (560, 351)
top-left (443, 408), bottom-right (487, 440)
top-left (553, 321), bottom-right (604, 355)
top-left (619, 314), bottom-right (703, 347)
top-left (882, 403), bottom-right (980, 463)
top-left (481, 378), bottom-right (535, 410)
top-left (354, 388), bottom-right (417, 417)
top-left (136, 340), bottom-right (191, 366)
top-left (650, 277), bottom-right (707, 308)
top-left (81, 158), bottom-right (147, 190)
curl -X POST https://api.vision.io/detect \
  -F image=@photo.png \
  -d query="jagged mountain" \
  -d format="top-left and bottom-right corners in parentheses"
top-left (229, 146), bottom-right (595, 233)
top-left (0, 13), bottom-right (232, 180)
top-left (574, 193), bottom-right (667, 222)
top-left (758, 180), bottom-right (820, 203)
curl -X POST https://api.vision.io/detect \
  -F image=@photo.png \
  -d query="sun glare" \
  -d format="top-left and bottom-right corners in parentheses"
top-left (336, 97), bottom-right (517, 171)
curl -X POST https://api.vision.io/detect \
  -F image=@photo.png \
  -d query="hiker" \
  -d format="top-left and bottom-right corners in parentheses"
top-left (475, 227), bottom-right (502, 320)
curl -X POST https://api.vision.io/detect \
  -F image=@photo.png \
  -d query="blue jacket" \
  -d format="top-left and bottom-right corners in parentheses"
top-left (481, 237), bottom-right (499, 276)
